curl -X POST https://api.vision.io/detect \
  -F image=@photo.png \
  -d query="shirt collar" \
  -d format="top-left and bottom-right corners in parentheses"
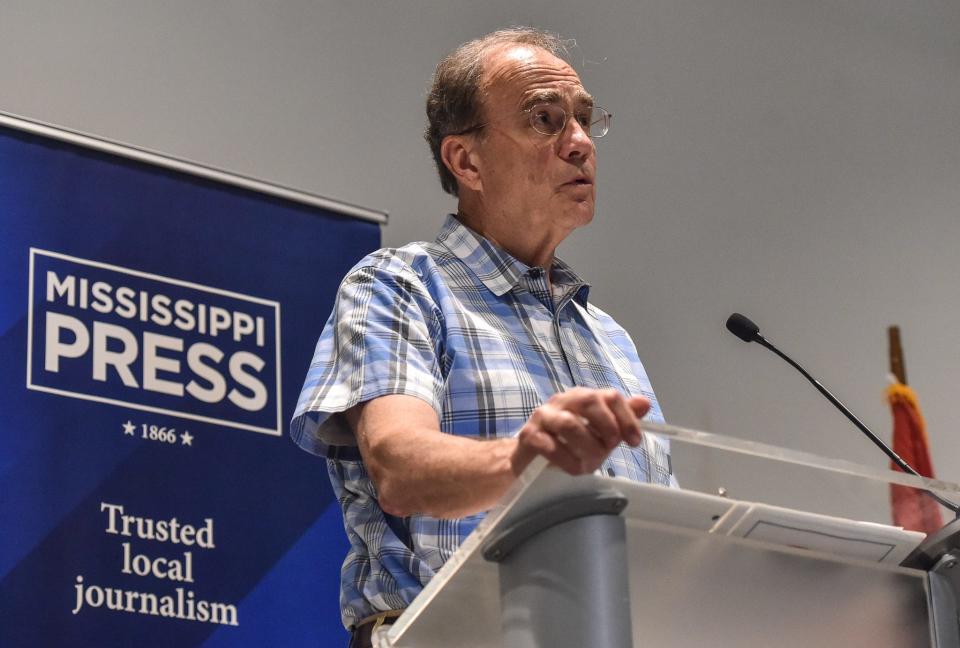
top-left (436, 214), bottom-right (591, 304)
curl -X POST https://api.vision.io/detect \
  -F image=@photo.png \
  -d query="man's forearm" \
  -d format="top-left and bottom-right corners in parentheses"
top-left (365, 429), bottom-right (528, 519)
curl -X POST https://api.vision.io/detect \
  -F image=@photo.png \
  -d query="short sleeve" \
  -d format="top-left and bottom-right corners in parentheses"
top-left (290, 257), bottom-right (445, 458)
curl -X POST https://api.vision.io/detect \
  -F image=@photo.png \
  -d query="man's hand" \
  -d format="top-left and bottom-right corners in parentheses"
top-left (349, 388), bottom-right (649, 519)
top-left (511, 388), bottom-right (649, 476)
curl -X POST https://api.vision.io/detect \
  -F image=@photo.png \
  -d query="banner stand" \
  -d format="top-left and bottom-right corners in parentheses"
top-left (0, 110), bottom-right (384, 647)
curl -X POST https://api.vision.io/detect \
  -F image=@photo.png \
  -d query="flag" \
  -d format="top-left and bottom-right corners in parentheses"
top-left (887, 382), bottom-right (943, 534)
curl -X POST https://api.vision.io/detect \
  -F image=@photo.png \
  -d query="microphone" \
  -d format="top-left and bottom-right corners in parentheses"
top-left (725, 312), bottom-right (760, 343)
top-left (725, 312), bottom-right (960, 516)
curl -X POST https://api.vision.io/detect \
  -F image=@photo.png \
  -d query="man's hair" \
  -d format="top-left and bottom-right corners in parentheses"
top-left (424, 27), bottom-right (568, 197)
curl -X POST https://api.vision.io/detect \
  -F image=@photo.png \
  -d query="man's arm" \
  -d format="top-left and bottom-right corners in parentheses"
top-left (347, 388), bottom-right (649, 519)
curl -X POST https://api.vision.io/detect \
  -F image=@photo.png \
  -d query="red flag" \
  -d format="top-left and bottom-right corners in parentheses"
top-left (887, 383), bottom-right (943, 534)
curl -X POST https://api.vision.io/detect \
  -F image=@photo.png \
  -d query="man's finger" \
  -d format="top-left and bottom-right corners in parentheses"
top-left (574, 393), bottom-right (620, 446)
top-left (521, 427), bottom-right (588, 475)
top-left (541, 406), bottom-right (608, 461)
top-left (604, 392), bottom-right (642, 446)
top-left (627, 395), bottom-right (652, 419)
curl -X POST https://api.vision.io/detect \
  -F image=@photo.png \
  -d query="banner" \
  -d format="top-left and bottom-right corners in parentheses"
top-left (0, 115), bottom-right (384, 646)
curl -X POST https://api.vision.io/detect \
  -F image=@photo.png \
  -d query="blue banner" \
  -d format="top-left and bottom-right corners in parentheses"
top-left (0, 120), bottom-right (382, 646)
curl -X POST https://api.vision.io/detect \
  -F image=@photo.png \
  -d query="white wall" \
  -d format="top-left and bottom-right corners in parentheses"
top-left (3, 0), bottom-right (958, 515)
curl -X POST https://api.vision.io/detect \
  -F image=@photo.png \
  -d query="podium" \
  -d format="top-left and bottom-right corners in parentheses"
top-left (373, 422), bottom-right (960, 647)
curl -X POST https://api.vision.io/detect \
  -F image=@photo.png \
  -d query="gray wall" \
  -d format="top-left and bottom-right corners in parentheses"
top-left (4, 1), bottom-right (958, 515)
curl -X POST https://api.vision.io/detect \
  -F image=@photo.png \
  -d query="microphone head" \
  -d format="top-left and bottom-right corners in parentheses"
top-left (726, 313), bottom-right (760, 343)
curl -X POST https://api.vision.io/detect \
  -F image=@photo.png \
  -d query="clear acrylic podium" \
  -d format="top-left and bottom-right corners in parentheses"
top-left (374, 423), bottom-right (960, 647)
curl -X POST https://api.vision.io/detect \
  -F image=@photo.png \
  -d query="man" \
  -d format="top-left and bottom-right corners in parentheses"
top-left (291, 27), bottom-right (673, 647)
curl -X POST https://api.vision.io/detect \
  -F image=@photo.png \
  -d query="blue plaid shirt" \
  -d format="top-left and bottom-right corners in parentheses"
top-left (291, 215), bottom-right (673, 629)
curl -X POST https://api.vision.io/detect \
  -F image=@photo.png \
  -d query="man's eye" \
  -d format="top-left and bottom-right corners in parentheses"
top-left (528, 104), bottom-right (566, 134)
top-left (532, 110), bottom-right (553, 126)
top-left (575, 111), bottom-right (592, 128)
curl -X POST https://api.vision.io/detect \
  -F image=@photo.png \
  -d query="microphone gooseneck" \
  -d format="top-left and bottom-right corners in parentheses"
top-left (725, 312), bottom-right (960, 517)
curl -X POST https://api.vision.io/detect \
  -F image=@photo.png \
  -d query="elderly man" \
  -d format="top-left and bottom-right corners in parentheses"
top-left (291, 27), bottom-right (673, 647)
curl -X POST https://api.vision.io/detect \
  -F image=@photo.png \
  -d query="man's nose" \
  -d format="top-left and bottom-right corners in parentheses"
top-left (558, 118), bottom-right (595, 160)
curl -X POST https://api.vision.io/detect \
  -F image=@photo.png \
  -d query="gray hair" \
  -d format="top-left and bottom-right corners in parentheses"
top-left (424, 27), bottom-right (568, 197)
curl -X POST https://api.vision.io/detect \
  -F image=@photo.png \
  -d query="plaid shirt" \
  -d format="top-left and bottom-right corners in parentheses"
top-left (291, 214), bottom-right (673, 629)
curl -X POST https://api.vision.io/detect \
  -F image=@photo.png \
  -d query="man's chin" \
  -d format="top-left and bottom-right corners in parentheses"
top-left (567, 200), bottom-right (595, 227)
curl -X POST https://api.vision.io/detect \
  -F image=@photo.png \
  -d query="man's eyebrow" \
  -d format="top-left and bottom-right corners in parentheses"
top-left (520, 89), bottom-right (562, 109)
top-left (520, 89), bottom-right (595, 110)
top-left (573, 90), bottom-right (595, 108)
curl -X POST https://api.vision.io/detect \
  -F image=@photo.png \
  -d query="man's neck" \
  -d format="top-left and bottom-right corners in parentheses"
top-left (455, 206), bottom-right (564, 271)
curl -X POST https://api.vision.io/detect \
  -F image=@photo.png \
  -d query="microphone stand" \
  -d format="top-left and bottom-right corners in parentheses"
top-left (726, 312), bottom-right (960, 517)
top-left (754, 334), bottom-right (960, 516)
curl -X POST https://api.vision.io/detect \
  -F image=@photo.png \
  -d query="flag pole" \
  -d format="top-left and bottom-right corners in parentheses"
top-left (888, 325), bottom-right (907, 385)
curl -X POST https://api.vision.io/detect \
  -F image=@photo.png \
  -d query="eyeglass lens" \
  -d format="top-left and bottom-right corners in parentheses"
top-left (528, 104), bottom-right (610, 138)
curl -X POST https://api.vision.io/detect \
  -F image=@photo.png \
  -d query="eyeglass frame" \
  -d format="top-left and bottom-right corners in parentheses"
top-left (452, 102), bottom-right (613, 139)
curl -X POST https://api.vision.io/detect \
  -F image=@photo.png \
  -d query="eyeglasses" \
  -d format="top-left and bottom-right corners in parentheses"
top-left (525, 103), bottom-right (612, 138)
top-left (456, 103), bottom-right (612, 138)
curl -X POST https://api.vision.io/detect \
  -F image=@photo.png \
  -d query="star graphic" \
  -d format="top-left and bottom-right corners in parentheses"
top-left (122, 420), bottom-right (136, 436)
top-left (180, 431), bottom-right (194, 447)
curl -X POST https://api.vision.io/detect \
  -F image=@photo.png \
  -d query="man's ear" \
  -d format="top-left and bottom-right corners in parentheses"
top-left (440, 135), bottom-right (482, 193)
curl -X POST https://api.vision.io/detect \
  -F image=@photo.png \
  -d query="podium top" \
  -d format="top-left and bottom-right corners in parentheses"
top-left (380, 422), bottom-right (959, 648)
top-left (643, 420), bottom-right (960, 526)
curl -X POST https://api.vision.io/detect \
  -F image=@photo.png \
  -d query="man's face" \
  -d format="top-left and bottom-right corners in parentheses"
top-left (472, 45), bottom-right (597, 234)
